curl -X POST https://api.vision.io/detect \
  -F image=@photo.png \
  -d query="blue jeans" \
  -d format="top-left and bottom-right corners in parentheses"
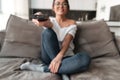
top-left (41, 28), bottom-right (91, 74)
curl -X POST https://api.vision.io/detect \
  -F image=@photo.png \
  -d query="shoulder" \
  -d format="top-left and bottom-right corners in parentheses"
top-left (66, 19), bottom-right (77, 28)
top-left (67, 19), bottom-right (76, 25)
top-left (67, 19), bottom-right (77, 32)
top-left (66, 19), bottom-right (77, 30)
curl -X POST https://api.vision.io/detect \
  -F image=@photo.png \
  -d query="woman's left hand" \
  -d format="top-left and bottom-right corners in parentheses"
top-left (49, 54), bottom-right (62, 73)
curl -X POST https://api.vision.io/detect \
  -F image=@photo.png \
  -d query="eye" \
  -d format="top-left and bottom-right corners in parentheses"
top-left (62, 3), bottom-right (68, 6)
top-left (54, 2), bottom-right (68, 7)
top-left (54, 2), bottom-right (60, 6)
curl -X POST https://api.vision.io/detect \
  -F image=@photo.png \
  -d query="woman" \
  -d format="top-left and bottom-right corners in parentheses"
top-left (20, 0), bottom-right (91, 75)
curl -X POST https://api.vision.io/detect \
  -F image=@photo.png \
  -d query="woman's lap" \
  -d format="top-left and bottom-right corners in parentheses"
top-left (41, 28), bottom-right (91, 74)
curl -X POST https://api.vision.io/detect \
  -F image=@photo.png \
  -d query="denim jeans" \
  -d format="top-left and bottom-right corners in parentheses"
top-left (41, 28), bottom-right (91, 74)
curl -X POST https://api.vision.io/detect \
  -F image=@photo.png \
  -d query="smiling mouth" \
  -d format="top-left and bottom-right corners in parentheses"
top-left (58, 9), bottom-right (64, 12)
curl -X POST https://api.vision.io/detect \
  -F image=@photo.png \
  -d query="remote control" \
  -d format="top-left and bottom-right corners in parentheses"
top-left (32, 14), bottom-right (49, 21)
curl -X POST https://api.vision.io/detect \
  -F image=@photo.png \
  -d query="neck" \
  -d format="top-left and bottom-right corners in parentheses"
top-left (55, 15), bottom-right (66, 23)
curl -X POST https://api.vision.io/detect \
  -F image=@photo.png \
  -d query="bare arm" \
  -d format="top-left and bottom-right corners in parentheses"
top-left (32, 19), bottom-right (53, 28)
top-left (56, 20), bottom-right (76, 59)
top-left (58, 34), bottom-right (73, 58)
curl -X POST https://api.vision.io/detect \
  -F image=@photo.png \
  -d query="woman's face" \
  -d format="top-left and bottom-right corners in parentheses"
top-left (53, 0), bottom-right (69, 16)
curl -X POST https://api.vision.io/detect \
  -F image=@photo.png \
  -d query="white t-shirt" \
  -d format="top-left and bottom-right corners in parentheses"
top-left (46, 17), bottom-right (77, 57)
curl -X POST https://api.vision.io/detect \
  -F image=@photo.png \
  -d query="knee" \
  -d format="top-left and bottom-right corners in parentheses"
top-left (42, 28), bottom-right (56, 40)
top-left (77, 52), bottom-right (91, 68)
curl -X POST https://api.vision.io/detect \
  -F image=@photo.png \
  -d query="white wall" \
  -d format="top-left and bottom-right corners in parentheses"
top-left (14, 0), bottom-right (29, 19)
top-left (0, 0), bottom-right (15, 30)
top-left (30, 0), bottom-right (52, 9)
top-left (0, 0), bottom-right (29, 30)
top-left (1, 0), bottom-right (15, 14)
top-left (95, 0), bottom-right (120, 36)
top-left (96, 0), bottom-right (120, 20)
top-left (30, 0), bottom-right (97, 11)
top-left (0, 0), bottom-right (2, 12)
top-left (69, 0), bottom-right (97, 10)
top-left (1, 0), bottom-right (29, 19)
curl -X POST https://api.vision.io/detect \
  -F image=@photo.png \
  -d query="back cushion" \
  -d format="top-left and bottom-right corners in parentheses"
top-left (0, 15), bottom-right (43, 58)
top-left (74, 20), bottom-right (119, 58)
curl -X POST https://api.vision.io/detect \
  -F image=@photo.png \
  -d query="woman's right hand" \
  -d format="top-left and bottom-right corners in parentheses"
top-left (32, 19), bottom-right (53, 28)
top-left (32, 19), bottom-right (45, 27)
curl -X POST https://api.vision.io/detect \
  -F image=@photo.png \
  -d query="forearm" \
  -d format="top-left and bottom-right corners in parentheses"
top-left (56, 34), bottom-right (73, 59)
top-left (32, 19), bottom-right (53, 28)
top-left (56, 40), bottom-right (70, 60)
top-left (58, 43), bottom-right (69, 57)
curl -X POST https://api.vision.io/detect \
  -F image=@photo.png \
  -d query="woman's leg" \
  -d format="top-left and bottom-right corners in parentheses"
top-left (20, 28), bottom-right (60, 72)
top-left (41, 28), bottom-right (91, 74)
top-left (58, 52), bottom-right (91, 74)
top-left (41, 28), bottom-right (60, 65)
top-left (41, 38), bottom-right (51, 65)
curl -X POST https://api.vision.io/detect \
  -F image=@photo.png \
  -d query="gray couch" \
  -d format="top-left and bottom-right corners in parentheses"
top-left (0, 15), bottom-right (120, 80)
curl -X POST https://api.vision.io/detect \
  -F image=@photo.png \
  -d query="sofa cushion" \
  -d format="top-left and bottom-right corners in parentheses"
top-left (0, 58), bottom-right (61, 80)
top-left (0, 15), bottom-right (43, 58)
top-left (70, 57), bottom-right (120, 80)
top-left (74, 20), bottom-right (119, 58)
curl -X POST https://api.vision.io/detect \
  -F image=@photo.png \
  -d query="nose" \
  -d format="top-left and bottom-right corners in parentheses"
top-left (60, 4), bottom-right (62, 7)
top-left (58, 4), bottom-right (64, 8)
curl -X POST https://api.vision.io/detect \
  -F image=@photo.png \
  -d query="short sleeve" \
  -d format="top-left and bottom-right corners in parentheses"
top-left (68, 25), bottom-right (77, 38)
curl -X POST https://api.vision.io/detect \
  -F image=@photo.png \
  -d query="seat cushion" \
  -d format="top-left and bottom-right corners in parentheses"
top-left (74, 20), bottom-right (119, 58)
top-left (70, 57), bottom-right (120, 80)
top-left (0, 15), bottom-right (43, 58)
top-left (0, 58), bottom-right (61, 80)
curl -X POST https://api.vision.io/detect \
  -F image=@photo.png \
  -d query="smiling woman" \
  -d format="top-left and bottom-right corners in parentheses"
top-left (20, 1), bottom-right (91, 80)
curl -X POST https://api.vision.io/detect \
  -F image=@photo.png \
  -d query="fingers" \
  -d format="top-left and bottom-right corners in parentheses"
top-left (32, 19), bottom-right (40, 26)
top-left (49, 61), bottom-right (61, 73)
top-left (54, 62), bottom-right (60, 73)
top-left (44, 20), bottom-right (53, 28)
top-left (49, 61), bottom-right (56, 73)
top-left (32, 19), bottom-right (52, 28)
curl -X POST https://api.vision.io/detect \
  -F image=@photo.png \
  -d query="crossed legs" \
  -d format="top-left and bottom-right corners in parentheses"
top-left (41, 28), bottom-right (91, 74)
